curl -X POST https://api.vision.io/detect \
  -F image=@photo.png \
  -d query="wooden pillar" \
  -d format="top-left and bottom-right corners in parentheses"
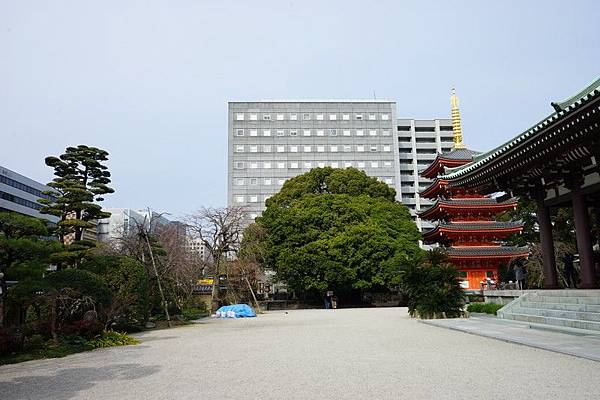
top-left (535, 190), bottom-right (559, 288)
top-left (571, 186), bottom-right (597, 288)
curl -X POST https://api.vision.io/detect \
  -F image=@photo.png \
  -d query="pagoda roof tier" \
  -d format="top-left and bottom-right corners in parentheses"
top-left (419, 148), bottom-right (480, 179)
top-left (419, 178), bottom-right (449, 199)
top-left (422, 221), bottom-right (523, 243)
top-left (418, 197), bottom-right (519, 219)
top-left (447, 246), bottom-right (529, 260)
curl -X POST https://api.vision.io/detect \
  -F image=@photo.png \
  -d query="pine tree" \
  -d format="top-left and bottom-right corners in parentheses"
top-left (39, 145), bottom-right (114, 245)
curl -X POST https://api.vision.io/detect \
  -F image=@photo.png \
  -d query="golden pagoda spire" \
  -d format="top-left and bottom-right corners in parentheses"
top-left (450, 88), bottom-right (466, 150)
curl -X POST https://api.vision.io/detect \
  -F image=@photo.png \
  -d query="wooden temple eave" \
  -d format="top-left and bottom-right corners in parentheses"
top-left (443, 98), bottom-right (600, 192)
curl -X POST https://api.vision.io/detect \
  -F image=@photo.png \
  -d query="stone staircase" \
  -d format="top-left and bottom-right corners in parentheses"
top-left (497, 290), bottom-right (600, 332)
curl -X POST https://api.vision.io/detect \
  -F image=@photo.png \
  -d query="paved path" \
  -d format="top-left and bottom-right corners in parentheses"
top-left (421, 315), bottom-right (600, 362)
top-left (1, 308), bottom-right (599, 399)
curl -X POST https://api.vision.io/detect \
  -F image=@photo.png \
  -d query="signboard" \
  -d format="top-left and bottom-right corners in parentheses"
top-left (198, 278), bottom-right (214, 286)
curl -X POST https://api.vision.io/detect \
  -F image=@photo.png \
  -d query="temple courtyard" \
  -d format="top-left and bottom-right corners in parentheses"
top-left (1, 308), bottom-right (599, 400)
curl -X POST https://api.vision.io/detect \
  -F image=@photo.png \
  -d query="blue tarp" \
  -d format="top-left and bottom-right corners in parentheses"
top-left (215, 304), bottom-right (257, 318)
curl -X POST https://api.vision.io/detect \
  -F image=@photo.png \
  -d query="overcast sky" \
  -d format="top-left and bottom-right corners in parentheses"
top-left (1, 1), bottom-right (599, 218)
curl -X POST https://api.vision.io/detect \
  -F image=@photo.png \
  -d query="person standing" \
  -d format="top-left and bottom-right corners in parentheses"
top-left (515, 259), bottom-right (528, 290)
top-left (562, 253), bottom-right (576, 288)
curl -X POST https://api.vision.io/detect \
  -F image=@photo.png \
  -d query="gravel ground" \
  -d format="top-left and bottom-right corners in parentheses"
top-left (1, 307), bottom-right (599, 400)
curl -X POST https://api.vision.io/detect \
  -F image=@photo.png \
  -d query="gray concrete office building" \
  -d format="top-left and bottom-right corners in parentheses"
top-left (0, 164), bottom-right (59, 223)
top-left (228, 101), bottom-right (399, 221)
top-left (396, 118), bottom-right (454, 231)
top-left (227, 101), bottom-right (453, 231)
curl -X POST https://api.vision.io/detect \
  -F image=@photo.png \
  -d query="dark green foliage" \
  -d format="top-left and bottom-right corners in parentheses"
top-left (45, 269), bottom-right (112, 307)
top-left (248, 168), bottom-right (421, 294)
top-left (39, 145), bottom-right (114, 245)
top-left (399, 249), bottom-right (465, 319)
top-left (466, 302), bottom-right (504, 315)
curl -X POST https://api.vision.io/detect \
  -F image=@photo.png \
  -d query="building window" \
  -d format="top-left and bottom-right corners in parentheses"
top-left (277, 130), bottom-right (284, 136)
top-left (236, 129), bottom-right (244, 136)
top-left (303, 113), bottom-right (311, 120)
top-left (357, 161), bottom-right (365, 168)
top-left (368, 114), bottom-right (376, 120)
top-left (250, 178), bottom-right (258, 185)
top-left (342, 114), bottom-right (350, 121)
top-left (397, 125), bottom-right (411, 131)
top-left (263, 114), bottom-right (271, 121)
top-left (356, 114), bottom-right (363, 120)
top-left (369, 130), bottom-right (377, 136)
top-left (316, 114), bottom-right (324, 121)
top-left (329, 114), bottom-right (337, 120)
top-left (382, 130), bottom-right (391, 136)
top-left (264, 178), bottom-right (272, 185)
top-left (235, 178), bottom-right (244, 185)
top-left (329, 129), bottom-right (337, 136)
top-left (290, 145), bottom-right (298, 153)
top-left (250, 195), bottom-right (258, 202)
top-left (356, 130), bottom-right (364, 136)
top-left (235, 195), bottom-right (244, 203)
top-left (356, 145), bottom-right (365, 152)
top-left (263, 130), bottom-right (271, 136)
top-left (303, 129), bottom-right (311, 136)
top-left (381, 114), bottom-right (390, 121)
top-left (383, 145), bottom-right (391, 152)
top-left (277, 178), bottom-right (285, 185)
top-left (250, 129), bottom-right (258, 137)
top-left (304, 161), bottom-right (312, 169)
top-left (384, 161), bottom-right (392, 167)
top-left (277, 145), bottom-right (285, 153)
top-left (235, 113), bottom-right (244, 121)
top-left (263, 145), bottom-right (272, 152)
top-left (277, 162), bottom-right (285, 169)
top-left (343, 130), bottom-right (351, 136)
top-left (344, 161), bottom-right (352, 168)
top-left (385, 178), bottom-right (393, 185)
top-left (290, 130), bottom-right (298, 136)
top-left (330, 145), bottom-right (338, 152)
top-left (235, 162), bottom-right (245, 169)
top-left (250, 114), bottom-right (258, 121)
top-left (371, 161), bottom-right (379, 168)
top-left (290, 162), bottom-right (299, 169)
top-left (331, 162), bottom-right (339, 168)
top-left (290, 113), bottom-right (298, 121)
top-left (249, 162), bottom-right (258, 169)
top-left (317, 130), bottom-right (324, 136)
top-left (250, 145), bottom-right (258, 153)
top-left (343, 145), bottom-right (351, 152)
top-left (304, 145), bottom-right (312, 152)
top-left (317, 162), bottom-right (326, 168)
top-left (235, 145), bottom-right (244, 153)
top-left (317, 145), bottom-right (325, 153)
top-left (276, 114), bottom-right (284, 121)
top-left (370, 145), bottom-right (378, 152)
top-left (263, 162), bottom-right (272, 169)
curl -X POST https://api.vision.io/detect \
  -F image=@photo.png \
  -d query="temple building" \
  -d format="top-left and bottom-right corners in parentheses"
top-left (418, 90), bottom-right (529, 289)
top-left (438, 78), bottom-right (600, 289)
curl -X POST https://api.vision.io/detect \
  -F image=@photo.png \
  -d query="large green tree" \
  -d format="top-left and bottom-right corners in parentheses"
top-left (39, 145), bottom-right (114, 244)
top-left (246, 168), bottom-right (422, 294)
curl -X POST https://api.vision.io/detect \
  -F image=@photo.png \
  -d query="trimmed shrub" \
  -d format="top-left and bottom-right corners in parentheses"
top-left (467, 302), bottom-right (504, 315)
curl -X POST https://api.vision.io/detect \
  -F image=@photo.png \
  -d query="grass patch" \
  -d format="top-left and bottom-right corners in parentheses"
top-left (467, 302), bottom-right (504, 315)
top-left (0, 331), bottom-right (139, 366)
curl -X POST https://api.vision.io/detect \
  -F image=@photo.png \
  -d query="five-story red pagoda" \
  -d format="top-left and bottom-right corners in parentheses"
top-left (418, 90), bottom-right (528, 289)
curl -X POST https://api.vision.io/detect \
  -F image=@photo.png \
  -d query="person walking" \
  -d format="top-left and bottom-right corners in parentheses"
top-left (515, 259), bottom-right (528, 290)
top-left (562, 253), bottom-right (576, 288)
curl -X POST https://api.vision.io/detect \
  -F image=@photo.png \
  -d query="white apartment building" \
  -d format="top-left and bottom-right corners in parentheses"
top-left (228, 101), bottom-right (453, 231)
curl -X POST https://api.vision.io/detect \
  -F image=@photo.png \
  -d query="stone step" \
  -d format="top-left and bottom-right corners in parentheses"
top-left (511, 306), bottom-right (600, 322)
top-left (520, 301), bottom-right (600, 313)
top-left (529, 295), bottom-right (600, 305)
top-left (529, 290), bottom-right (600, 297)
top-left (498, 312), bottom-right (600, 331)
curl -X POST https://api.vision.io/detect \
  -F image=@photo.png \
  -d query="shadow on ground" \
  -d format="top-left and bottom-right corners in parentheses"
top-left (0, 363), bottom-right (161, 400)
